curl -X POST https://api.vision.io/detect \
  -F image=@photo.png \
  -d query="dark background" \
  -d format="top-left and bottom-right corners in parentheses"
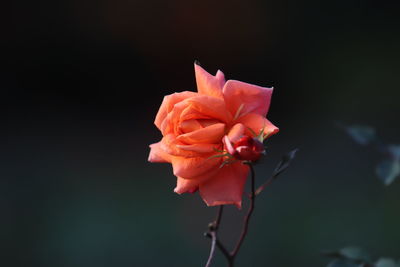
top-left (2, 0), bottom-right (400, 266)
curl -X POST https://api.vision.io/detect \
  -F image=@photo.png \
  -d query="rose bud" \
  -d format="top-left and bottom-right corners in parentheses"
top-left (224, 135), bottom-right (265, 162)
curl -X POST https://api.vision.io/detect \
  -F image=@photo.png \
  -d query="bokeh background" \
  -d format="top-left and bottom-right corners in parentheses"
top-left (2, 0), bottom-right (400, 266)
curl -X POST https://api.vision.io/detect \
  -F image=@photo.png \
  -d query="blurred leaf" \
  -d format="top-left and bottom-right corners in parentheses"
top-left (376, 159), bottom-right (400, 185)
top-left (327, 259), bottom-right (363, 267)
top-left (388, 145), bottom-right (400, 160)
top-left (375, 258), bottom-right (400, 267)
top-left (339, 247), bottom-right (371, 263)
top-left (323, 247), bottom-right (371, 263)
top-left (323, 247), bottom-right (399, 267)
top-left (344, 125), bottom-right (376, 145)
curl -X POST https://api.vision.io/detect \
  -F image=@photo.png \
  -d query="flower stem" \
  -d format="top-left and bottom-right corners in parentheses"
top-left (230, 163), bottom-right (256, 261)
top-left (205, 163), bottom-right (256, 267)
top-left (205, 206), bottom-right (225, 267)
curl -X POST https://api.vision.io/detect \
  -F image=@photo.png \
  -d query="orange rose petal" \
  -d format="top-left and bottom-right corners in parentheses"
top-left (178, 119), bottom-right (203, 134)
top-left (176, 143), bottom-right (220, 154)
top-left (223, 80), bottom-right (273, 118)
top-left (155, 91), bottom-right (197, 131)
top-left (148, 142), bottom-right (172, 163)
top-left (194, 63), bottom-right (225, 99)
top-left (174, 175), bottom-right (214, 194)
top-left (227, 123), bottom-right (246, 143)
top-left (160, 134), bottom-right (209, 158)
top-left (186, 96), bottom-right (232, 123)
top-left (176, 123), bottom-right (225, 144)
top-left (197, 119), bottom-right (221, 128)
top-left (160, 101), bottom-right (188, 135)
top-left (199, 161), bottom-right (250, 209)
top-left (171, 155), bottom-right (221, 180)
top-left (174, 177), bottom-right (199, 194)
top-left (179, 106), bottom-right (211, 122)
top-left (237, 113), bottom-right (279, 137)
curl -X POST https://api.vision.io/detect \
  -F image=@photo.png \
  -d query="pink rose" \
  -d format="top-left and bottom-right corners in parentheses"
top-left (149, 63), bottom-right (278, 208)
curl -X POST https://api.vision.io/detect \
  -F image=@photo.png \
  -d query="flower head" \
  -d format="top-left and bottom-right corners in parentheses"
top-left (148, 62), bottom-right (278, 208)
top-left (224, 135), bottom-right (265, 162)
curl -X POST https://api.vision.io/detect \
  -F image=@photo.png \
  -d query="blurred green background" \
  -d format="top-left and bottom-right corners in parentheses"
top-left (2, 0), bottom-right (400, 266)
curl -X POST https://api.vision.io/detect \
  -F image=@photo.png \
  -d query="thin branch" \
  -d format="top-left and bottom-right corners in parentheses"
top-left (215, 205), bottom-right (223, 228)
top-left (204, 232), bottom-right (231, 260)
top-left (230, 163), bottom-right (256, 259)
top-left (205, 206), bottom-right (227, 267)
top-left (255, 174), bottom-right (274, 196)
top-left (255, 148), bottom-right (298, 195)
top-left (205, 231), bottom-right (217, 267)
top-left (204, 163), bottom-right (260, 267)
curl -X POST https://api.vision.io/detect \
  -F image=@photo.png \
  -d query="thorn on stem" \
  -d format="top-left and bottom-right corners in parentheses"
top-left (208, 222), bottom-right (217, 231)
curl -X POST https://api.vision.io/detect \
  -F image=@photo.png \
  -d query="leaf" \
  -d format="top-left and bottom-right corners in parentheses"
top-left (257, 127), bottom-right (265, 142)
top-left (207, 153), bottom-right (231, 160)
top-left (339, 247), bottom-right (371, 262)
top-left (219, 159), bottom-right (238, 168)
top-left (233, 104), bottom-right (245, 120)
top-left (376, 159), bottom-right (400, 185)
top-left (322, 247), bottom-right (370, 263)
top-left (272, 149), bottom-right (299, 178)
top-left (344, 125), bottom-right (376, 145)
top-left (327, 259), bottom-right (363, 267)
top-left (388, 145), bottom-right (400, 160)
top-left (246, 126), bottom-right (258, 138)
top-left (213, 147), bottom-right (225, 153)
top-left (375, 258), bottom-right (400, 267)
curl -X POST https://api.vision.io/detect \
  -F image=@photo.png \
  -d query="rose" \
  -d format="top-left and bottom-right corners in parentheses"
top-left (148, 63), bottom-right (278, 208)
top-left (223, 135), bottom-right (265, 162)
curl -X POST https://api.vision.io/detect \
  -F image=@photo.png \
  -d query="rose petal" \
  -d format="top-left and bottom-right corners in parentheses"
top-left (174, 177), bottom-right (199, 194)
top-left (174, 175), bottom-right (213, 194)
top-left (179, 107), bottom-right (212, 122)
top-left (171, 154), bottom-right (222, 180)
top-left (236, 113), bottom-right (279, 138)
top-left (227, 123), bottom-right (245, 143)
top-left (184, 95), bottom-right (232, 123)
top-left (223, 135), bottom-right (236, 155)
top-left (148, 142), bottom-right (172, 163)
top-left (215, 70), bottom-right (225, 89)
top-left (199, 161), bottom-right (249, 208)
top-left (155, 91), bottom-right (198, 131)
top-left (194, 63), bottom-right (225, 99)
top-left (197, 119), bottom-right (221, 128)
top-left (160, 101), bottom-right (188, 135)
top-left (223, 80), bottom-right (273, 117)
top-left (176, 123), bottom-right (226, 144)
top-left (176, 143), bottom-right (221, 153)
top-left (178, 119), bottom-right (203, 134)
top-left (235, 146), bottom-right (262, 161)
top-left (160, 134), bottom-right (214, 158)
